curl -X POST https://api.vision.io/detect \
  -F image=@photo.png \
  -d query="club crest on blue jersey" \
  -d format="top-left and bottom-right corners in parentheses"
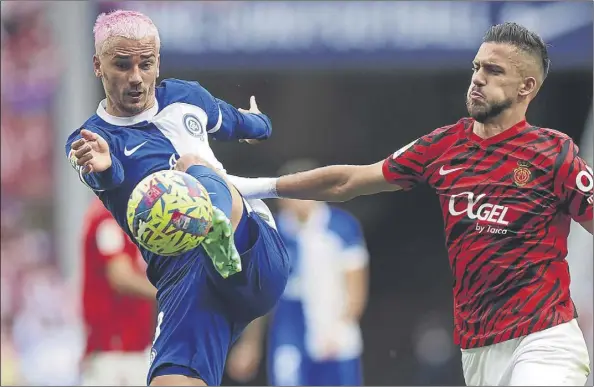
top-left (183, 113), bottom-right (204, 139)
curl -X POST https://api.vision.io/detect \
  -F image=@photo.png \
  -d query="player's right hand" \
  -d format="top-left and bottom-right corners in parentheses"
top-left (70, 129), bottom-right (112, 174)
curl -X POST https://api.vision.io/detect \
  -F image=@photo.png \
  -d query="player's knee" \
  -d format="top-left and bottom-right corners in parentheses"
top-left (174, 154), bottom-right (213, 172)
top-left (179, 157), bottom-right (244, 229)
top-left (185, 165), bottom-right (234, 218)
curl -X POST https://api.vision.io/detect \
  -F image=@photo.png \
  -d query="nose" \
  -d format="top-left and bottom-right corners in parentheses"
top-left (129, 66), bottom-right (142, 86)
top-left (472, 69), bottom-right (486, 87)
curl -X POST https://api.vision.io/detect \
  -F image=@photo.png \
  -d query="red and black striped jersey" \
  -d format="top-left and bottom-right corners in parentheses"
top-left (382, 117), bottom-right (593, 349)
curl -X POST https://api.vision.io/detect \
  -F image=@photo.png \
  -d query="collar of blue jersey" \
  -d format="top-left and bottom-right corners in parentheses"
top-left (278, 202), bottom-right (331, 235)
top-left (96, 98), bottom-right (159, 127)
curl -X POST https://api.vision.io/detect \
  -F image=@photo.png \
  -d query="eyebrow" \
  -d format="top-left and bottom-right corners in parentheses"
top-left (113, 54), bottom-right (156, 60)
top-left (473, 61), bottom-right (504, 70)
top-left (484, 63), bottom-right (504, 71)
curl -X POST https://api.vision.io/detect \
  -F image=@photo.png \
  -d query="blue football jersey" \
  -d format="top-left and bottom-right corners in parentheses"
top-left (65, 78), bottom-right (272, 283)
top-left (271, 204), bottom-right (369, 361)
top-left (277, 204), bottom-right (368, 302)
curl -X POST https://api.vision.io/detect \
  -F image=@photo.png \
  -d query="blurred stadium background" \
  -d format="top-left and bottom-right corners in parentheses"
top-left (0, 1), bottom-right (591, 385)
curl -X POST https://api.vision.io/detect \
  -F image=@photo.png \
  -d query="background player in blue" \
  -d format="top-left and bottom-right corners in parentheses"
top-left (65, 10), bottom-right (290, 386)
top-left (227, 160), bottom-right (369, 386)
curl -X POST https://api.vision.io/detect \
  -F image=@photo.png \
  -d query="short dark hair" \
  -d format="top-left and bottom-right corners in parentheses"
top-left (483, 22), bottom-right (550, 80)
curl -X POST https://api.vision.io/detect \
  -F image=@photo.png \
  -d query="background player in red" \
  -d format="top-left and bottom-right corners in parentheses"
top-left (232, 22), bottom-right (593, 385)
top-left (80, 198), bottom-right (156, 386)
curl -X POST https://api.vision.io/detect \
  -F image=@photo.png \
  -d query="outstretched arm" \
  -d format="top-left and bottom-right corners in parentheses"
top-left (276, 161), bottom-right (401, 201)
top-left (227, 160), bottom-right (401, 202)
top-left (228, 131), bottom-right (441, 201)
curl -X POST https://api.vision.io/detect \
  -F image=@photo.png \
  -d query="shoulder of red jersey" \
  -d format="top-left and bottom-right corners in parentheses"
top-left (522, 126), bottom-right (582, 157)
top-left (428, 118), bottom-right (470, 136)
top-left (533, 126), bottom-right (575, 147)
top-left (535, 127), bottom-right (572, 141)
top-left (423, 118), bottom-right (470, 141)
top-left (389, 118), bottom-right (468, 160)
top-left (412, 118), bottom-right (469, 149)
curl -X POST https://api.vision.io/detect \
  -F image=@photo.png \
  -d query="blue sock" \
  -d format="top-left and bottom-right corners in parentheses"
top-left (186, 165), bottom-right (232, 218)
top-left (185, 165), bottom-right (250, 253)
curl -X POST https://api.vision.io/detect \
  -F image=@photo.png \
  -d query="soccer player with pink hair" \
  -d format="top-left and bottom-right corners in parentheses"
top-left (67, 10), bottom-right (290, 386)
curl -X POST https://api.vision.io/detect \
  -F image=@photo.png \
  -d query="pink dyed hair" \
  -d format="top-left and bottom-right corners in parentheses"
top-left (93, 10), bottom-right (160, 55)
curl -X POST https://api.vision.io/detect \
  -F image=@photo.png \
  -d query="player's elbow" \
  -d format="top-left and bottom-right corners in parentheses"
top-left (319, 166), bottom-right (360, 202)
top-left (332, 183), bottom-right (357, 202)
top-left (244, 113), bottom-right (271, 140)
top-left (256, 114), bottom-right (272, 139)
top-left (331, 167), bottom-right (366, 202)
top-left (335, 162), bottom-right (395, 201)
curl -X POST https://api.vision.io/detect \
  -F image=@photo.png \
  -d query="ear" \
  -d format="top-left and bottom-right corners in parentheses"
top-left (93, 55), bottom-right (102, 78)
top-left (518, 76), bottom-right (537, 97)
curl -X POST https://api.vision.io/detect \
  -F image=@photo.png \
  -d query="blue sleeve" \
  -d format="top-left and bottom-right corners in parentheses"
top-left (189, 81), bottom-right (272, 141)
top-left (328, 207), bottom-right (369, 269)
top-left (213, 98), bottom-right (272, 141)
top-left (65, 128), bottom-right (125, 191)
top-left (328, 208), bottom-right (366, 249)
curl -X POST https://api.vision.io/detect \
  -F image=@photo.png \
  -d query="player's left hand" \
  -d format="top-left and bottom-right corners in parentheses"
top-left (238, 95), bottom-right (261, 115)
top-left (239, 96), bottom-right (263, 145)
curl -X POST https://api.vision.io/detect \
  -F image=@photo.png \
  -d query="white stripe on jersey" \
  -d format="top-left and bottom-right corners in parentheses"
top-left (207, 107), bottom-right (223, 134)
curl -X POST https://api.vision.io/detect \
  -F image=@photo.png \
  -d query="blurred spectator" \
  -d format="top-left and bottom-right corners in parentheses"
top-left (11, 264), bottom-right (83, 386)
top-left (0, 1), bottom-right (59, 200)
top-left (80, 199), bottom-right (156, 386)
top-left (2, 195), bottom-right (82, 385)
top-left (1, 3), bottom-right (75, 385)
top-left (1, 327), bottom-right (21, 386)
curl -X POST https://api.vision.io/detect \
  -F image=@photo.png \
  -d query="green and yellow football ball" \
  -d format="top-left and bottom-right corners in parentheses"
top-left (126, 170), bottom-right (214, 256)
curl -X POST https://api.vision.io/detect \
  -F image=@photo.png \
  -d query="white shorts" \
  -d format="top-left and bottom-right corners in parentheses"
top-left (81, 349), bottom-right (150, 386)
top-left (461, 319), bottom-right (591, 386)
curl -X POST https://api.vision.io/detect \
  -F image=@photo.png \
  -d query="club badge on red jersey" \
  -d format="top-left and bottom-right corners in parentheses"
top-left (513, 161), bottom-right (532, 187)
